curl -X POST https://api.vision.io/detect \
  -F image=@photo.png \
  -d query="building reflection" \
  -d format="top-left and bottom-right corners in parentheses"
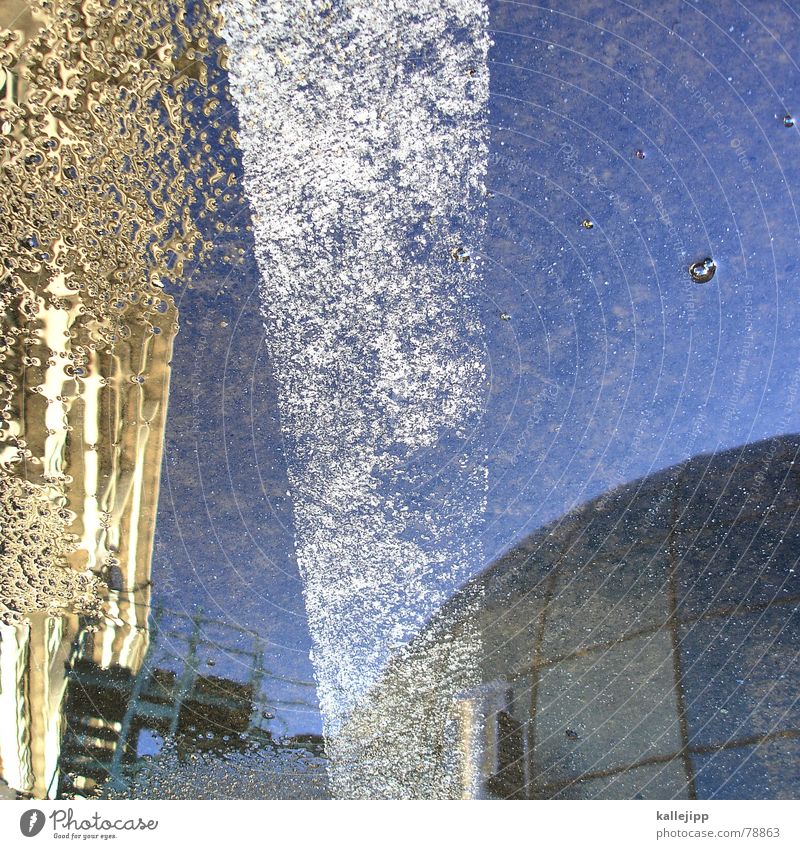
top-left (0, 293), bottom-right (324, 798)
top-left (0, 289), bottom-right (177, 797)
top-left (341, 435), bottom-right (800, 799)
top-left (0, 0), bottom-right (327, 802)
top-left (0, 614), bottom-right (80, 798)
top-left (0, 0), bottom-right (180, 797)
top-left (3, 370), bottom-right (798, 800)
top-left (58, 607), bottom-right (266, 798)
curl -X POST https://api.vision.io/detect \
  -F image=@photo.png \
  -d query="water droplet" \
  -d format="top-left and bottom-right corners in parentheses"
top-left (581, 219), bottom-right (594, 230)
top-left (689, 257), bottom-right (717, 283)
top-left (784, 114), bottom-right (795, 128)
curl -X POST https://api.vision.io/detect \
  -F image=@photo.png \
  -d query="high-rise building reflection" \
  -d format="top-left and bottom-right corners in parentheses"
top-left (0, 0), bottom-right (223, 799)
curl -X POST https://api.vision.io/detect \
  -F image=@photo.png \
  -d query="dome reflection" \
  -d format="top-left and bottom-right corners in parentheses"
top-left (343, 435), bottom-right (800, 799)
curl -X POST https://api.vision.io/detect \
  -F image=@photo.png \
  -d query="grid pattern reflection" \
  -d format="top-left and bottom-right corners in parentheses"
top-left (425, 436), bottom-right (800, 799)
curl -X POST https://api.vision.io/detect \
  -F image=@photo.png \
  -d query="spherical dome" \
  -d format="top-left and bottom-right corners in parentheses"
top-left (342, 435), bottom-right (800, 799)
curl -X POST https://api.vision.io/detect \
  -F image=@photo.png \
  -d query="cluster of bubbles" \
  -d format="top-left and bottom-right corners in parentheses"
top-left (96, 736), bottom-right (329, 800)
top-left (0, 2), bottom-right (216, 337)
top-left (0, 474), bottom-right (103, 625)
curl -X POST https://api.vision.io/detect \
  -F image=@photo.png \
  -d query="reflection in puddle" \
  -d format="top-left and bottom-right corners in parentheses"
top-left (222, 0), bottom-right (491, 798)
top-left (0, 0), bottom-right (308, 799)
top-left (62, 607), bottom-right (327, 800)
top-left (0, 0), bottom-right (331, 801)
top-left (0, 0), bottom-right (223, 623)
top-left (1, 606), bottom-right (327, 799)
top-left (1, 0), bottom-right (799, 802)
top-left (3, 435), bottom-right (798, 799)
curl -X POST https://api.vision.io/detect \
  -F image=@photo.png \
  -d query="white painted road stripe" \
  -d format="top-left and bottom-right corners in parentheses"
top-left (222, 0), bottom-right (489, 796)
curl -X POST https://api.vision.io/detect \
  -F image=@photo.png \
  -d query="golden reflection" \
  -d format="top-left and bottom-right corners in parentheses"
top-left (0, 613), bottom-right (81, 798)
top-left (0, 0), bottom-right (224, 797)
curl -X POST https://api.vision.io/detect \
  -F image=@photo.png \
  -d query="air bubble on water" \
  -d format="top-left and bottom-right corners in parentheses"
top-left (689, 257), bottom-right (717, 283)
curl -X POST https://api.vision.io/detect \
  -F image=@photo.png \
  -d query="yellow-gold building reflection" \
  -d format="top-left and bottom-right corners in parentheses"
top-left (0, 0), bottom-right (225, 800)
top-left (0, 295), bottom-right (177, 798)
